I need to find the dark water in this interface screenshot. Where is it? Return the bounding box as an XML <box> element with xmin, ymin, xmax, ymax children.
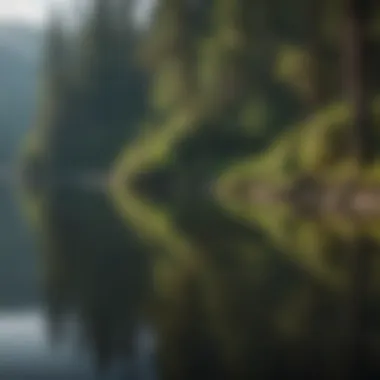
<box><xmin>0</xmin><ymin>183</ymin><xmax>156</xmax><ymax>380</ymax></box>
<box><xmin>3</xmin><ymin>172</ymin><xmax>380</xmax><ymax>380</ymax></box>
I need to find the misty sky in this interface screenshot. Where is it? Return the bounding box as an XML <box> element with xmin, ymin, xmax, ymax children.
<box><xmin>0</xmin><ymin>0</ymin><xmax>65</xmax><ymax>24</ymax></box>
<box><xmin>0</xmin><ymin>0</ymin><xmax>154</xmax><ymax>25</ymax></box>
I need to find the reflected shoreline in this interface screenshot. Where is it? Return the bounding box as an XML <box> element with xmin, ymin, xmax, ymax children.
<box><xmin>0</xmin><ymin>308</ymin><xmax>157</xmax><ymax>379</ymax></box>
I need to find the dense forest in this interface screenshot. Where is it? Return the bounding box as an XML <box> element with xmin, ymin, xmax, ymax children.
<box><xmin>20</xmin><ymin>0</ymin><xmax>380</xmax><ymax>379</ymax></box>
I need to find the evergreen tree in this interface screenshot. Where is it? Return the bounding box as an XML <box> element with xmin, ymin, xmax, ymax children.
<box><xmin>20</xmin><ymin>0</ymin><xmax>380</xmax><ymax>378</ymax></box>
<box><xmin>22</xmin><ymin>0</ymin><xmax>150</xmax><ymax>371</ymax></box>
<box><xmin>35</xmin><ymin>0</ymin><xmax>148</xmax><ymax>176</ymax></box>
<box><xmin>109</xmin><ymin>1</ymin><xmax>380</xmax><ymax>379</ymax></box>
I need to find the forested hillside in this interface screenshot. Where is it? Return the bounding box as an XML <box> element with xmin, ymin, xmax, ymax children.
<box><xmin>20</xmin><ymin>1</ymin><xmax>380</xmax><ymax>379</ymax></box>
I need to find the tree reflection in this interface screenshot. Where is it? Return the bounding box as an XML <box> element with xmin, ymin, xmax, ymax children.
<box><xmin>18</xmin><ymin>0</ymin><xmax>380</xmax><ymax>379</ymax></box>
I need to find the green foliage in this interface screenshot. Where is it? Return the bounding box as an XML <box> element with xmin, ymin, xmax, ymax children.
<box><xmin>19</xmin><ymin>0</ymin><xmax>380</xmax><ymax>378</ymax></box>
<box><xmin>21</xmin><ymin>0</ymin><xmax>150</xmax><ymax>368</ymax></box>
<box><xmin>108</xmin><ymin>0</ymin><xmax>375</xmax><ymax>378</ymax></box>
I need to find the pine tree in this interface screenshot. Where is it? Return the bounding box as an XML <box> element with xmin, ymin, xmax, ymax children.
<box><xmin>22</xmin><ymin>0</ymin><xmax>150</xmax><ymax>371</ymax></box>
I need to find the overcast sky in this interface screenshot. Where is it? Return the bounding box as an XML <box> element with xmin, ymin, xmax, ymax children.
<box><xmin>0</xmin><ymin>0</ymin><xmax>154</xmax><ymax>26</ymax></box>
<box><xmin>0</xmin><ymin>0</ymin><xmax>64</xmax><ymax>24</ymax></box>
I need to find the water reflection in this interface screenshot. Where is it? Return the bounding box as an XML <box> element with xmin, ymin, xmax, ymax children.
<box><xmin>6</xmin><ymin>120</ymin><xmax>380</xmax><ymax>380</ymax></box>
<box><xmin>3</xmin><ymin>0</ymin><xmax>380</xmax><ymax>376</ymax></box>
<box><xmin>16</xmin><ymin>179</ymin><xmax>370</xmax><ymax>378</ymax></box>
<box><xmin>9</xmin><ymin>138</ymin><xmax>380</xmax><ymax>380</ymax></box>
<box><xmin>0</xmin><ymin>309</ymin><xmax>157</xmax><ymax>379</ymax></box>
<box><xmin>3</xmin><ymin>143</ymin><xmax>380</xmax><ymax>380</ymax></box>
<box><xmin>0</xmin><ymin>310</ymin><xmax>92</xmax><ymax>372</ymax></box>
<box><xmin>1</xmin><ymin>182</ymin><xmax>158</xmax><ymax>379</ymax></box>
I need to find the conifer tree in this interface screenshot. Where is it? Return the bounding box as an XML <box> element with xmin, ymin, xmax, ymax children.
<box><xmin>22</xmin><ymin>0</ymin><xmax>150</xmax><ymax>371</ymax></box>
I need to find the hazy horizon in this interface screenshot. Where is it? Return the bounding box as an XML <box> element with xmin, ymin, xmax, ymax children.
<box><xmin>0</xmin><ymin>0</ymin><xmax>69</xmax><ymax>26</ymax></box>
<box><xmin>0</xmin><ymin>0</ymin><xmax>154</xmax><ymax>28</ymax></box>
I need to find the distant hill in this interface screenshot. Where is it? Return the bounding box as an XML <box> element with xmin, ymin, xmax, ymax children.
<box><xmin>0</xmin><ymin>23</ymin><xmax>42</xmax><ymax>308</ymax></box>
<box><xmin>0</xmin><ymin>22</ymin><xmax>42</xmax><ymax>163</ymax></box>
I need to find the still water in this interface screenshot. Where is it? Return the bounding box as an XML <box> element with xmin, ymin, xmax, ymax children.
<box><xmin>0</xmin><ymin>183</ymin><xmax>155</xmax><ymax>379</ymax></box>
<box><xmin>3</xmin><ymin>171</ymin><xmax>380</xmax><ymax>380</ymax></box>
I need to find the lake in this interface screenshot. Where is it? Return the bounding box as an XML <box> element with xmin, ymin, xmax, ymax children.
<box><xmin>3</xmin><ymin>169</ymin><xmax>380</xmax><ymax>379</ymax></box>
